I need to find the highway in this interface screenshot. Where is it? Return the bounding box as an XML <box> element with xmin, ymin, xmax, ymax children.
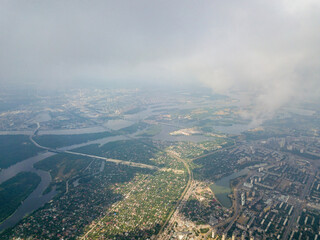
<box><xmin>64</xmin><ymin>150</ymin><xmax>160</xmax><ymax>170</ymax></box>
<box><xmin>29</xmin><ymin>123</ymin><xmax>161</xmax><ymax>171</ymax></box>
<box><xmin>29</xmin><ymin>123</ymin><xmax>235</xmax><ymax>239</ymax></box>
<box><xmin>156</xmin><ymin>150</ymin><xmax>193</xmax><ymax>240</ymax></box>
<box><xmin>155</xmin><ymin>143</ymin><xmax>239</xmax><ymax>240</ymax></box>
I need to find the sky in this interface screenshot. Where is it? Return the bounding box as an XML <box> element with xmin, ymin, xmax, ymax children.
<box><xmin>1</xmin><ymin>0</ymin><xmax>320</xmax><ymax>122</ymax></box>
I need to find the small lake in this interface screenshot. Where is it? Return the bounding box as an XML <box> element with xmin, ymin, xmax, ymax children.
<box><xmin>210</xmin><ymin>168</ymin><xmax>249</xmax><ymax>208</ymax></box>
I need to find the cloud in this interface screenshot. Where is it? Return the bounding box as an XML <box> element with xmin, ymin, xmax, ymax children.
<box><xmin>0</xmin><ymin>0</ymin><xmax>319</xmax><ymax>122</ymax></box>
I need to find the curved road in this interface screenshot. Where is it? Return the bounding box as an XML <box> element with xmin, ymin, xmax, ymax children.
<box><xmin>30</xmin><ymin>123</ymin><xmax>159</xmax><ymax>171</ymax></box>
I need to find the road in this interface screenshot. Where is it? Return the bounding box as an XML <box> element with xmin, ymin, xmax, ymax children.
<box><xmin>29</xmin><ymin>123</ymin><xmax>232</xmax><ymax>239</ymax></box>
<box><xmin>64</xmin><ymin>150</ymin><xmax>160</xmax><ymax>170</ymax></box>
<box><xmin>212</xmin><ymin>173</ymin><xmax>251</xmax><ymax>234</ymax></box>
<box><xmin>65</xmin><ymin>180</ymin><xmax>69</xmax><ymax>194</ymax></box>
<box><xmin>282</xmin><ymin>168</ymin><xmax>315</xmax><ymax>240</ymax></box>
<box><xmin>81</xmin><ymin>175</ymin><xmax>149</xmax><ymax>240</ymax></box>
<box><xmin>30</xmin><ymin>121</ymin><xmax>236</xmax><ymax>173</ymax></box>
<box><xmin>156</xmin><ymin>150</ymin><xmax>193</xmax><ymax>240</ymax></box>
<box><xmin>154</xmin><ymin>143</ymin><xmax>238</xmax><ymax>239</ymax></box>
<box><xmin>29</xmin><ymin>122</ymin><xmax>52</xmax><ymax>151</ymax></box>
<box><xmin>29</xmin><ymin>123</ymin><xmax>160</xmax><ymax>171</ymax></box>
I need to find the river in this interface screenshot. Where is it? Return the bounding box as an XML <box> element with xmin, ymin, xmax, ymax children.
<box><xmin>0</xmin><ymin>134</ymin><xmax>130</xmax><ymax>232</ymax></box>
<box><xmin>0</xmin><ymin>104</ymin><xmax>251</xmax><ymax>231</ymax></box>
<box><xmin>0</xmin><ymin>152</ymin><xmax>57</xmax><ymax>232</ymax></box>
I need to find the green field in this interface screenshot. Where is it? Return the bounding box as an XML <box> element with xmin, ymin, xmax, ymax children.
<box><xmin>73</xmin><ymin>139</ymin><xmax>158</xmax><ymax>166</ymax></box>
<box><xmin>87</xmin><ymin>170</ymin><xmax>187</xmax><ymax>239</ymax></box>
<box><xmin>137</xmin><ymin>124</ymin><xmax>162</xmax><ymax>137</ymax></box>
<box><xmin>0</xmin><ymin>135</ymin><xmax>43</xmax><ymax>169</ymax></box>
<box><xmin>0</xmin><ymin>172</ymin><xmax>41</xmax><ymax>222</ymax></box>
<box><xmin>34</xmin><ymin>153</ymin><xmax>91</xmax><ymax>181</ymax></box>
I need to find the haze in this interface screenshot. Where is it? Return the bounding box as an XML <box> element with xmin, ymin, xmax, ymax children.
<box><xmin>1</xmin><ymin>0</ymin><xmax>320</xmax><ymax>122</ymax></box>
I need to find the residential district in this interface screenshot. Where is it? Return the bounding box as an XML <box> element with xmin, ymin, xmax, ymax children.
<box><xmin>0</xmin><ymin>89</ymin><xmax>320</xmax><ymax>240</ymax></box>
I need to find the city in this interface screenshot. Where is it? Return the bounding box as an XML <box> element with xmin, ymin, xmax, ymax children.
<box><xmin>0</xmin><ymin>88</ymin><xmax>319</xmax><ymax>239</ymax></box>
<box><xmin>1</xmin><ymin>1</ymin><xmax>320</xmax><ymax>239</ymax></box>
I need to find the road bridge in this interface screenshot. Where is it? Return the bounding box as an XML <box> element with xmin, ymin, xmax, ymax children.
<box><xmin>29</xmin><ymin>123</ymin><xmax>160</xmax><ymax>171</ymax></box>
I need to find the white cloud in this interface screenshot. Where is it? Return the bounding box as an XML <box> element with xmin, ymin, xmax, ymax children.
<box><xmin>0</xmin><ymin>0</ymin><xmax>319</xmax><ymax>122</ymax></box>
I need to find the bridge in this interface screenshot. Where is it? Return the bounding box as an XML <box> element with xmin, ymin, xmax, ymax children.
<box><xmin>30</xmin><ymin>123</ymin><xmax>160</xmax><ymax>171</ymax></box>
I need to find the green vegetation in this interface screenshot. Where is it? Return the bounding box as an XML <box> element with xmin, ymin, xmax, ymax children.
<box><xmin>171</xmin><ymin>139</ymin><xmax>233</xmax><ymax>160</ymax></box>
<box><xmin>116</xmin><ymin>121</ymin><xmax>149</xmax><ymax>134</ymax></box>
<box><xmin>200</xmin><ymin>228</ymin><xmax>209</xmax><ymax>233</ymax></box>
<box><xmin>0</xmin><ymin>172</ymin><xmax>41</xmax><ymax>222</ymax></box>
<box><xmin>74</xmin><ymin>139</ymin><xmax>159</xmax><ymax>166</ymax></box>
<box><xmin>154</xmin><ymin>151</ymin><xmax>186</xmax><ymax>169</ymax></box>
<box><xmin>182</xmin><ymin>197</ymin><xmax>223</xmax><ymax>225</ymax></box>
<box><xmin>1</xmin><ymin>162</ymin><xmax>155</xmax><ymax>239</ymax></box>
<box><xmin>87</xmin><ymin>170</ymin><xmax>187</xmax><ymax>239</ymax></box>
<box><xmin>0</xmin><ymin>135</ymin><xmax>42</xmax><ymax>169</ymax></box>
<box><xmin>193</xmin><ymin>150</ymin><xmax>238</xmax><ymax>181</ymax></box>
<box><xmin>193</xmin><ymin>147</ymin><xmax>258</xmax><ymax>182</ymax></box>
<box><xmin>34</xmin><ymin>153</ymin><xmax>91</xmax><ymax>182</ymax></box>
<box><xmin>137</xmin><ymin>124</ymin><xmax>162</xmax><ymax>137</ymax></box>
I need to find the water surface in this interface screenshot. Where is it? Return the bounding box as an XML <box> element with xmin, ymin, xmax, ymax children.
<box><xmin>0</xmin><ymin>134</ymin><xmax>130</xmax><ymax>232</ymax></box>
<box><xmin>210</xmin><ymin>168</ymin><xmax>248</xmax><ymax>208</ymax></box>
